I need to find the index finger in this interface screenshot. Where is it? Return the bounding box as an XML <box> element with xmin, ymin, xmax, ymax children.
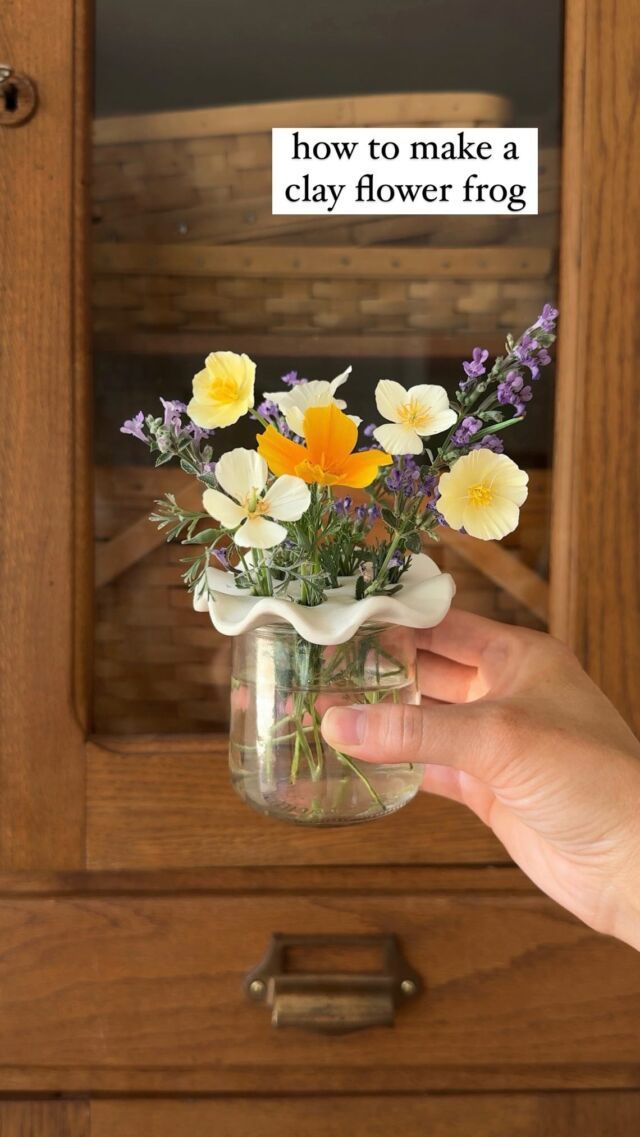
<box><xmin>415</xmin><ymin>608</ymin><xmax>516</xmax><ymax>669</ymax></box>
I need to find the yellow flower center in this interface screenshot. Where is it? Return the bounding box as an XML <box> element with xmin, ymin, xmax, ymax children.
<box><xmin>467</xmin><ymin>481</ymin><xmax>493</xmax><ymax>507</ymax></box>
<box><xmin>397</xmin><ymin>398</ymin><xmax>431</xmax><ymax>429</ymax></box>
<box><xmin>209</xmin><ymin>376</ymin><xmax>239</xmax><ymax>403</ymax></box>
<box><xmin>294</xmin><ymin>459</ymin><xmax>342</xmax><ymax>486</ymax></box>
<box><xmin>243</xmin><ymin>488</ymin><xmax>269</xmax><ymax>519</ymax></box>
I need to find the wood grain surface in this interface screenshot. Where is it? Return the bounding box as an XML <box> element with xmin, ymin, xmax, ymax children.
<box><xmin>1</xmin><ymin>1093</ymin><xmax>638</xmax><ymax>1136</ymax></box>
<box><xmin>0</xmin><ymin>0</ymin><xmax>89</xmax><ymax>868</ymax></box>
<box><xmin>0</xmin><ymin>864</ymin><xmax>533</xmax><ymax>896</ymax></box>
<box><xmin>1</xmin><ymin>0</ymin><xmax>639</xmax><ymax>1118</ymax></box>
<box><xmin>0</xmin><ymin>892</ymin><xmax>637</xmax><ymax>1092</ymax></box>
<box><xmin>0</xmin><ymin>1101</ymin><xmax>88</xmax><ymax>1137</ymax></box>
<box><xmin>551</xmin><ymin>0</ymin><xmax>640</xmax><ymax>729</ymax></box>
<box><xmin>86</xmin><ymin>736</ymin><xmax>507</xmax><ymax>869</ymax></box>
<box><xmin>93</xmin><ymin>242</ymin><xmax>552</xmax><ymax>280</ymax></box>
<box><xmin>89</xmin><ymin>1094</ymin><xmax>640</xmax><ymax>1137</ymax></box>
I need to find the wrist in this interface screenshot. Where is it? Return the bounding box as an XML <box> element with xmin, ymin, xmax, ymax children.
<box><xmin>600</xmin><ymin>820</ymin><xmax>640</xmax><ymax>951</ymax></box>
<box><xmin>609</xmin><ymin>873</ymin><xmax>640</xmax><ymax>952</ymax></box>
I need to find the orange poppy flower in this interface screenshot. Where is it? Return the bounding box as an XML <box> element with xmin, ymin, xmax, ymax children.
<box><xmin>257</xmin><ymin>404</ymin><xmax>392</xmax><ymax>489</ymax></box>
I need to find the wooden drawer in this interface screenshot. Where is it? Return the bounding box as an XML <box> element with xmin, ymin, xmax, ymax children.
<box><xmin>5</xmin><ymin>1094</ymin><xmax>640</xmax><ymax>1137</ymax></box>
<box><xmin>90</xmin><ymin>1096</ymin><xmax>640</xmax><ymax>1136</ymax></box>
<box><xmin>1</xmin><ymin>889</ymin><xmax>639</xmax><ymax>1093</ymax></box>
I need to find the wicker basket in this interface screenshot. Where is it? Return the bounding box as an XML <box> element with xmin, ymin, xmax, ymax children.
<box><xmin>92</xmin><ymin>242</ymin><xmax>554</xmax><ymax>346</ymax></box>
<box><xmin>91</xmin><ymin>92</ymin><xmax>558</xmax><ymax>354</ymax></box>
<box><xmin>92</xmin><ymin>92</ymin><xmax>516</xmax><ymax>247</ymax></box>
<box><xmin>94</xmin><ymin>466</ymin><xmax>549</xmax><ymax>735</ymax></box>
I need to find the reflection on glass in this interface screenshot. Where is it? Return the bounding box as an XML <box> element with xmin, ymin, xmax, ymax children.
<box><xmin>92</xmin><ymin>0</ymin><xmax>563</xmax><ymax>734</ymax></box>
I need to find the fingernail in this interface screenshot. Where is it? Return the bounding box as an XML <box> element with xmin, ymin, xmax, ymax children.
<box><xmin>322</xmin><ymin>706</ymin><xmax>365</xmax><ymax>746</ymax></box>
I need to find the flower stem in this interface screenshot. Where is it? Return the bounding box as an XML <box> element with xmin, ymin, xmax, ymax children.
<box><xmin>335</xmin><ymin>751</ymin><xmax>386</xmax><ymax>810</ymax></box>
<box><xmin>251</xmin><ymin>546</ymin><xmax>274</xmax><ymax>595</ymax></box>
<box><xmin>364</xmin><ymin>531</ymin><xmax>402</xmax><ymax>596</ymax></box>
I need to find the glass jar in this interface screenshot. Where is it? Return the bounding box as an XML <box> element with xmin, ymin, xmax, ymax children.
<box><xmin>229</xmin><ymin>623</ymin><xmax>421</xmax><ymax>826</ymax></box>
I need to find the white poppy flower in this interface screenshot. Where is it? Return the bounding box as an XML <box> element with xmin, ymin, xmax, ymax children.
<box><xmin>202</xmin><ymin>448</ymin><xmax>310</xmax><ymax>549</ymax></box>
<box><xmin>264</xmin><ymin>366</ymin><xmax>357</xmax><ymax>437</ymax></box>
<box><xmin>372</xmin><ymin>380</ymin><xmax>457</xmax><ymax>455</ymax></box>
<box><xmin>437</xmin><ymin>449</ymin><xmax>529</xmax><ymax>540</ymax></box>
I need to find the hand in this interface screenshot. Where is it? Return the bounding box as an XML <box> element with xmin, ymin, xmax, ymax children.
<box><xmin>321</xmin><ymin>610</ymin><xmax>640</xmax><ymax>949</ymax></box>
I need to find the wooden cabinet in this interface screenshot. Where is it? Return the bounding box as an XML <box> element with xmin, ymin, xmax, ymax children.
<box><xmin>1</xmin><ymin>0</ymin><xmax>640</xmax><ymax>1131</ymax></box>
<box><xmin>3</xmin><ymin>1096</ymin><xmax>640</xmax><ymax>1137</ymax></box>
<box><xmin>1</xmin><ymin>886</ymin><xmax>640</xmax><ymax>1092</ymax></box>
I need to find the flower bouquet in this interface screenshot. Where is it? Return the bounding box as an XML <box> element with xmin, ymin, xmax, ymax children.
<box><xmin>123</xmin><ymin>304</ymin><xmax>557</xmax><ymax>826</ymax></box>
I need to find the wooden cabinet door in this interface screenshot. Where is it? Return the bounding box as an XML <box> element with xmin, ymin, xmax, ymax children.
<box><xmin>1</xmin><ymin>0</ymin><xmax>640</xmax><ymax>1130</ymax></box>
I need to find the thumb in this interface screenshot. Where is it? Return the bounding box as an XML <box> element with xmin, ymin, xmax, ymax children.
<box><xmin>321</xmin><ymin>699</ymin><xmax>518</xmax><ymax>782</ymax></box>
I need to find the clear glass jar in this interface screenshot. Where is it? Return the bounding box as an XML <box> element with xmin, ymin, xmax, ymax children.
<box><xmin>229</xmin><ymin>623</ymin><xmax>421</xmax><ymax>826</ymax></box>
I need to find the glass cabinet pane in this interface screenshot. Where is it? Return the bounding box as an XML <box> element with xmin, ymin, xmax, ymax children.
<box><xmin>92</xmin><ymin>0</ymin><xmax>563</xmax><ymax>733</ymax></box>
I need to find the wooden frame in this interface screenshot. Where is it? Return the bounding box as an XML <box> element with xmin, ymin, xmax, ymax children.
<box><xmin>549</xmin><ymin>0</ymin><xmax>640</xmax><ymax>729</ymax></box>
<box><xmin>0</xmin><ymin>0</ymin><xmax>91</xmax><ymax>870</ymax></box>
<box><xmin>2</xmin><ymin>1093</ymin><xmax>640</xmax><ymax>1132</ymax></box>
<box><xmin>1</xmin><ymin>0</ymin><xmax>640</xmax><ymax>1104</ymax></box>
<box><xmin>1</xmin><ymin>0</ymin><xmax>639</xmax><ymax>875</ymax></box>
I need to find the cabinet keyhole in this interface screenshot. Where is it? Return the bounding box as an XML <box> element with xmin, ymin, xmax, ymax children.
<box><xmin>3</xmin><ymin>83</ymin><xmax>18</xmax><ymax>113</ymax></box>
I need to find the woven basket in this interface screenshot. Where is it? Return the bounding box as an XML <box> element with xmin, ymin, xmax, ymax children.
<box><xmin>92</xmin><ymin>92</ymin><xmax>516</xmax><ymax>247</ymax></box>
<box><xmin>92</xmin><ymin>242</ymin><xmax>554</xmax><ymax>346</ymax></box>
<box><xmin>94</xmin><ymin>466</ymin><xmax>549</xmax><ymax>735</ymax></box>
<box><xmin>91</xmin><ymin>92</ymin><xmax>558</xmax><ymax>353</ymax></box>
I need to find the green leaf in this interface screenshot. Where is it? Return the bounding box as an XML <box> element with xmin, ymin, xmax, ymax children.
<box><xmin>405</xmin><ymin>532</ymin><xmax>422</xmax><ymax>554</ymax></box>
<box><xmin>475</xmin><ymin>416</ymin><xmax>523</xmax><ymax>438</ymax></box>
<box><xmin>182</xmin><ymin>527</ymin><xmax>222</xmax><ymax>545</ymax></box>
<box><xmin>381</xmin><ymin>508</ymin><xmax>397</xmax><ymax>529</ymax></box>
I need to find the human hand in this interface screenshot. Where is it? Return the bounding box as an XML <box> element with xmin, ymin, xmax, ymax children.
<box><xmin>321</xmin><ymin>610</ymin><xmax>640</xmax><ymax>949</ymax></box>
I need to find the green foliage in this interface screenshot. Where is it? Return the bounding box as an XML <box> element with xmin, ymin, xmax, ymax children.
<box><xmin>135</xmin><ymin>312</ymin><xmax>556</xmax><ymax>606</ymax></box>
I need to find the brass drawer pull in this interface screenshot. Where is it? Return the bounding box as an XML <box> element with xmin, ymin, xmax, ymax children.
<box><xmin>244</xmin><ymin>933</ymin><xmax>422</xmax><ymax>1034</ymax></box>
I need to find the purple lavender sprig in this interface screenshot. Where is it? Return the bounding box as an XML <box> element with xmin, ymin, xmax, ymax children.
<box><xmin>255</xmin><ymin>398</ymin><xmax>293</xmax><ymax>438</ymax></box>
<box><xmin>460</xmin><ymin>347</ymin><xmax>489</xmax><ymax>390</ymax></box>
<box><xmin>120</xmin><ymin>398</ymin><xmax>216</xmax><ymax>482</ymax></box>
<box><xmin>384</xmin><ymin>455</ymin><xmax>436</xmax><ymax>499</ymax></box>
<box><xmin>456</xmin><ymin>304</ymin><xmax>557</xmax><ymax>406</ymax></box>
<box><xmin>252</xmin><ymin>369</ymin><xmax>311</xmax><ymax>436</ymax></box>
<box><xmin>451</xmin><ymin>415</ymin><xmax>483</xmax><ymax>447</ymax></box>
<box><xmin>121</xmin><ymin>411</ymin><xmax>147</xmax><ymax>443</ymax></box>
<box><xmin>437</xmin><ymin>303</ymin><xmax>558</xmax><ymax>464</ymax></box>
<box><xmin>333</xmin><ymin>495</ymin><xmax>381</xmax><ymax>535</ymax></box>
<box><xmin>364</xmin><ymin>303</ymin><xmax>557</xmax><ymax>587</ymax></box>
<box><xmin>281</xmin><ymin>370</ymin><xmax>308</xmax><ymax>387</ymax></box>
<box><xmin>497</xmin><ymin>371</ymin><xmax>533</xmax><ymax>416</ymax></box>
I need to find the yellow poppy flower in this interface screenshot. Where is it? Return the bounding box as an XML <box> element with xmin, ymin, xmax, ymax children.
<box><xmin>187</xmin><ymin>351</ymin><xmax>256</xmax><ymax>429</ymax></box>
<box><xmin>257</xmin><ymin>404</ymin><xmax>392</xmax><ymax>489</ymax></box>
<box><xmin>437</xmin><ymin>448</ymin><xmax>529</xmax><ymax>540</ymax></box>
